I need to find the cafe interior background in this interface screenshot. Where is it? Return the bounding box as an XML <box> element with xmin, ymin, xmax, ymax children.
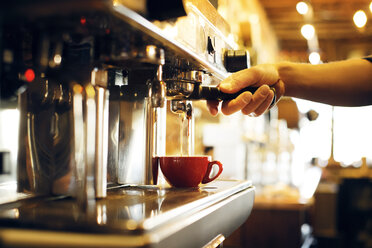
<box><xmin>167</xmin><ymin>0</ymin><xmax>372</xmax><ymax>246</ymax></box>
<box><xmin>1</xmin><ymin>0</ymin><xmax>372</xmax><ymax>247</ymax></box>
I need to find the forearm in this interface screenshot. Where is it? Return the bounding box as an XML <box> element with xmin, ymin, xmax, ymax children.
<box><xmin>277</xmin><ymin>59</ymin><xmax>372</xmax><ymax>106</ymax></box>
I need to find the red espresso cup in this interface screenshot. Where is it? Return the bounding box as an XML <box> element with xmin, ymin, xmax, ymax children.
<box><xmin>157</xmin><ymin>156</ymin><xmax>223</xmax><ymax>187</ymax></box>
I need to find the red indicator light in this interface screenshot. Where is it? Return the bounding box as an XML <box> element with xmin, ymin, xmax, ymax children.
<box><xmin>80</xmin><ymin>17</ymin><xmax>86</xmax><ymax>25</ymax></box>
<box><xmin>105</xmin><ymin>29</ymin><xmax>110</xmax><ymax>34</ymax></box>
<box><xmin>24</xmin><ymin>69</ymin><xmax>35</xmax><ymax>82</ymax></box>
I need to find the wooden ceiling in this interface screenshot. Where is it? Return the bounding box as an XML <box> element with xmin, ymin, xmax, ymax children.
<box><xmin>259</xmin><ymin>0</ymin><xmax>372</xmax><ymax>61</ymax></box>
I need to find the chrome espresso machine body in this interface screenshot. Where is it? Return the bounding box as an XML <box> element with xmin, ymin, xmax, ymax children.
<box><xmin>1</xmin><ymin>0</ymin><xmax>251</xmax><ymax>198</ymax></box>
<box><xmin>0</xmin><ymin>1</ymin><xmax>255</xmax><ymax>247</ymax></box>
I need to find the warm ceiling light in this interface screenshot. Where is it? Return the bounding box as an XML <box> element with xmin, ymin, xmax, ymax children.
<box><xmin>370</xmin><ymin>2</ymin><xmax>372</xmax><ymax>13</ymax></box>
<box><xmin>309</xmin><ymin>52</ymin><xmax>321</xmax><ymax>64</ymax></box>
<box><xmin>296</xmin><ymin>1</ymin><xmax>309</xmax><ymax>15</ymax></box>
<box><xmin>353</xmin><ymin>10</ymin><xmax>367</xmax><ymax>28</ymax></box>
<box><xmin>301</xmin><ymin>24</ymin><xmax>315</xmax><ymax>40</ymax></box>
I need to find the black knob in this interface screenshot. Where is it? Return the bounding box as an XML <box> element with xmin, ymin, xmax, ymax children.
<box><xmin>224</xmin><ymin>50</ymin><xmax>250</xmax><ymax>72</ymax></box>
<box><xmin>147</xmin><ymin>0</ymin><xmax>186</xmax><ymax>20</ymax></box>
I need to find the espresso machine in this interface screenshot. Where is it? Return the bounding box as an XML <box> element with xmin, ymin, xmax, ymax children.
<box><xmin>1</xmin><ymin>0</ymin><xmax>256</xmax><ymax>198</ymax></box>
<box><xmin>0</xmin><ymin>1</ymin><xmax>257</xmax><ymax>247</ymax></box>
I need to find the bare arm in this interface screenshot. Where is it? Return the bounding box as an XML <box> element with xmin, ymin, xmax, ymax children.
<box><xmin>207</xmin><ymin>58</ymin><xmax>372</xmax><ymax>116</ymax></box>
<box><xmin>279</xmin><ymin>59</ymin><xmax>372</xmax><ymax>106</ymax></box>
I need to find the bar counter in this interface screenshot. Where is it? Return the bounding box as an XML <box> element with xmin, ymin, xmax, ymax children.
<box><xmin>0</xmin><ymin>180</ymin><xmax>254</xmax><ymax>247</ymax></box>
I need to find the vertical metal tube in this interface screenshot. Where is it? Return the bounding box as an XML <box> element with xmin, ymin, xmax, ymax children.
<box><xmin>72</xmin><ymin>84</ymin><xmax>86</xmax><ymax>206</ymax></box>
<box><xmin>85</xmin><ymin>85</ymin><xmax>96</xmax><ymax>201</ymax></box>
<box><xmin>90</xmin><ymin>68</ymin><xmax>109</xmax><ymax>198</ymax></box>
<box><xmin>94</xmin><ymin>87</ymin><xmax>108</xmax><ymax>198</ymax></box>
<box><xmin>145</xmin><ymin>101</ymin><xmax>156</xmax><ymax>185</ymax></box>
<box><xmin>145</xmin><ymin>67</ymin><xmax>166</xmax><ymax>185</ymax></box>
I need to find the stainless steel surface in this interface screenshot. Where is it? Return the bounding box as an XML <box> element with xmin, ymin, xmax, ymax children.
<box><xmin>170</xmin><ymin>100</ymin><xmax>192</xmax><ymax>115</ymax></box>
<box><xmin>149</xmin><ymin>68</ymin><xmax>166</xmax><ymax>108</ymax></box>
<box><xmin>145</xmin><ymin>66</ymin><xmax>166</xmax><ymax>185</ymax></box>
<box><xmin>169</xmin><ymin>100</ymin><xmax>194</xmax><ymax>156</ymax></box>
<box><xmin>164</xmin><ymin>71</ymin><xmax>204</xmax><ymax>101</ymax></box>
<box><xmin>0</xmin><ymin>2</ymin><xmax>256</xmax><ymax>247</ymax></box>
<box><xmin>94</xmin><ymin>89</ymin><xmax>109</xmax><ymax>198</ymax></box>
<box><xmin>0</xmin><ymin>180</ymin><xmax>254</xmax><ymax>248</ymax></box>
<box><xmin>85</xmin><ymin>83</ymin><xmax>98</xmax><ymax>201</ymax></box>
<box><xmin>18</xmin><ymin>81</ymin><xmax>74</xmax><ymax>196</ymax></box>
<box><xmin>144</xmin><ymin>96</ymin><xmax>164</xmax><ymax>185</ymax></box>
<box><xmin>107</xmin><ymin>91</ymin><xmax>120</xmax><ymax>184</ymax></box>
<box><xmin>111</xmin><ymin>3</ymin><xmax>230</xmax><ymax>81</ymax></box>
<box><xmin>117</xmin><ymin>91</ymin><xmax>147</xmax><ymax>184</ymax></box>
<box><xmin>3</xmin><ymin>0</ymin><xmax>249</xmax><ymax>194</ymax></box>
<box><xmin>0</xmin><ymin>181</ymin><xmax>32</xmax><ymax>205</ymax></box>
<box><xmin>72</xmin><ymin>83</ymin><xmax>88</xmax><ymax>204</ymax></box>
<box><xmin>202</xmin><ymin>234</ymin><xmax>226</xmax><ymax>248</ymax></box>
<box><xmin>166</xmin><ymin>82</ymin><xmax>196</xmax><ymax>100</ymax></box>
<box><xmin>115</xmin><ymin>82</ymin><xmax>166</xmax><ymax>185</ymax></box>
<box><xmin>91</xmin><ymin>68</ymin><xmax>109</xmax><ymax>198</ymax></box>
<box><xmin>179</xmin><ymin>70</ymin><xmax>204</xmax><ymax>83</ymax></box>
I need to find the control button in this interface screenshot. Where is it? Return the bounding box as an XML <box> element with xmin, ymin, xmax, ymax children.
<box><xmin>224</xmin><ymin>50</ymin><xmax>250</xmax><ymax>72</ymax></box>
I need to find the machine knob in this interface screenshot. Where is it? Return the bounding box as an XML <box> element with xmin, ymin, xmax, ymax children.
<box><xmin>147</xmin><ymin>0</ymin><xmax>186</xmax><ymax>20</ymax></box>
<box><xmin>223</xmin><ymin>50</ymin><xmax>250</xmax><ymax>72</ymax></box>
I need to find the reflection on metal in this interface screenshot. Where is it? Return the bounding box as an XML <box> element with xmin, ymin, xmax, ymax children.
<box><xmin>116</xmin><ymin>84</ymin><xmax>166</xmax><ymax>185</ymax></box>
<box><xmin>72</xmin><ymin>85</ymin><xmax>86</xmax><ymax>205</ymax></box>
<box><xmin>26</xmin><ymin>113</ymin><xmax>37</xmax><ymax>191</ymax></box>
<box><xmin>202</xmin><ymin>234</ymin><xmax>225</xmax><ymax>248</ymax></box>
<box><xmin>112</xmin><ymin>3</ymin><xmax>229</xmax><ymax>81</ymax></box>
<box><xmin>107</xmin><ymin>98</ymin><xmax>120</xmax><ymax>184</ymax></box>
<box><xmin>118</xmin><ymin>96</ymin><xmax>147</xmax><ymax>184</ymax></box>
<box><xmin>0</xmin><ymin>4</ymin><xmax>256</xmax><ymax>248</ymax></box>
<box><xmin>0</xmin><ymin>181</ymin><xmax>31</xmax><ymax>205</ymax></box>
<box><xmin>96</xmin><ymin>202</ymin><xmax>107</xmax><ymax>225</ymax></box>
<box><xmin>92</xmin><ymin>69</ymin><xmax>110</xmax><ymax>198</ymax></box>
<box><xmin>0</xmin><ymin>180</ymin><xmax>254</xmax><ymax>248</ymax></box>
<box><xmin>19</xmin><ymin>81</ymin><xmax>74</xmax><ymax>196</ymax></box>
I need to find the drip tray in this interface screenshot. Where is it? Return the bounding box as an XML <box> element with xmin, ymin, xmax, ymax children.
<box><xmin>0</xmin><ymin>180</ymin><xmax>255</xmax><ymax>248</ymax></box>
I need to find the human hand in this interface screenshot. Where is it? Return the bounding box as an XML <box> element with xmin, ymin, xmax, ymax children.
<box><xmin>207</xmin><ymin>64</ymin><xmax>284</xmax><ymax>116</ymax></box>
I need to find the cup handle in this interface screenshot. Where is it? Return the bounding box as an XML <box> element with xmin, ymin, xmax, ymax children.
<box><xmin>202</xmin><ymin>161</ymin><xmax>223</xmax><ymax>184</ymax></box>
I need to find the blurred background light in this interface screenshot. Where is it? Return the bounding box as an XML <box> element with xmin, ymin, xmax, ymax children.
<box><xmin>353</xmin><ymin>10</ymin><xmax>367</xmax><ymax>28</ymax></box>
<box><xmin>309</xmin><ymin>52</ymin><xmax>321</xmax><ymax>64</ymax></box>
<box><xmin>296</xmin><ymin>1</ymin><xmax>309</xmax><ymax>15</ymax></box>
<box><xmin>301</xmin><ymin>24</ymin><xmax>315</xmax><ymax>40</ymax></box>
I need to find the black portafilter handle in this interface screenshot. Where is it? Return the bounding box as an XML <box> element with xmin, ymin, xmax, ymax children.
<box><xmin>198</xmin><ymin>86</ymin><xmax>257</xmax><ymax>101</ymax></box>
<box><xmin>188</xmin><ymin>85</ymin><xmax>276</xmax><ymax>106</ymax></box>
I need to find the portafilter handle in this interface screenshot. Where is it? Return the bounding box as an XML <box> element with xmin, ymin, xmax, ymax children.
<box><xmin>188</xmin><ymin>85</ymin><xmax>277</xmax><ymax>106</ymax></box>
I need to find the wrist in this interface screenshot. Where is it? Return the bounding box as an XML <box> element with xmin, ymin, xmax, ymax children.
<box><xmin>276</xmin><ymin>61</ymin><xmax>303</xmax><ymax>98</ymax></box>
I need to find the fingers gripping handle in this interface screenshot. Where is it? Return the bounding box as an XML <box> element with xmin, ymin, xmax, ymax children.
<box><xmin>202</xmin><ymin>161</ymin><xmax>223</xmax><ymax>184</ymax></box>
<box><xmin>200</xmin><ymin>86</ymin><xmax>277</xmax><ymax>107</ymax></box>
<box><xmin>200</xmin><ymin>86</ymin><xmax>257</xmax><ymax>100</ymax></box>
